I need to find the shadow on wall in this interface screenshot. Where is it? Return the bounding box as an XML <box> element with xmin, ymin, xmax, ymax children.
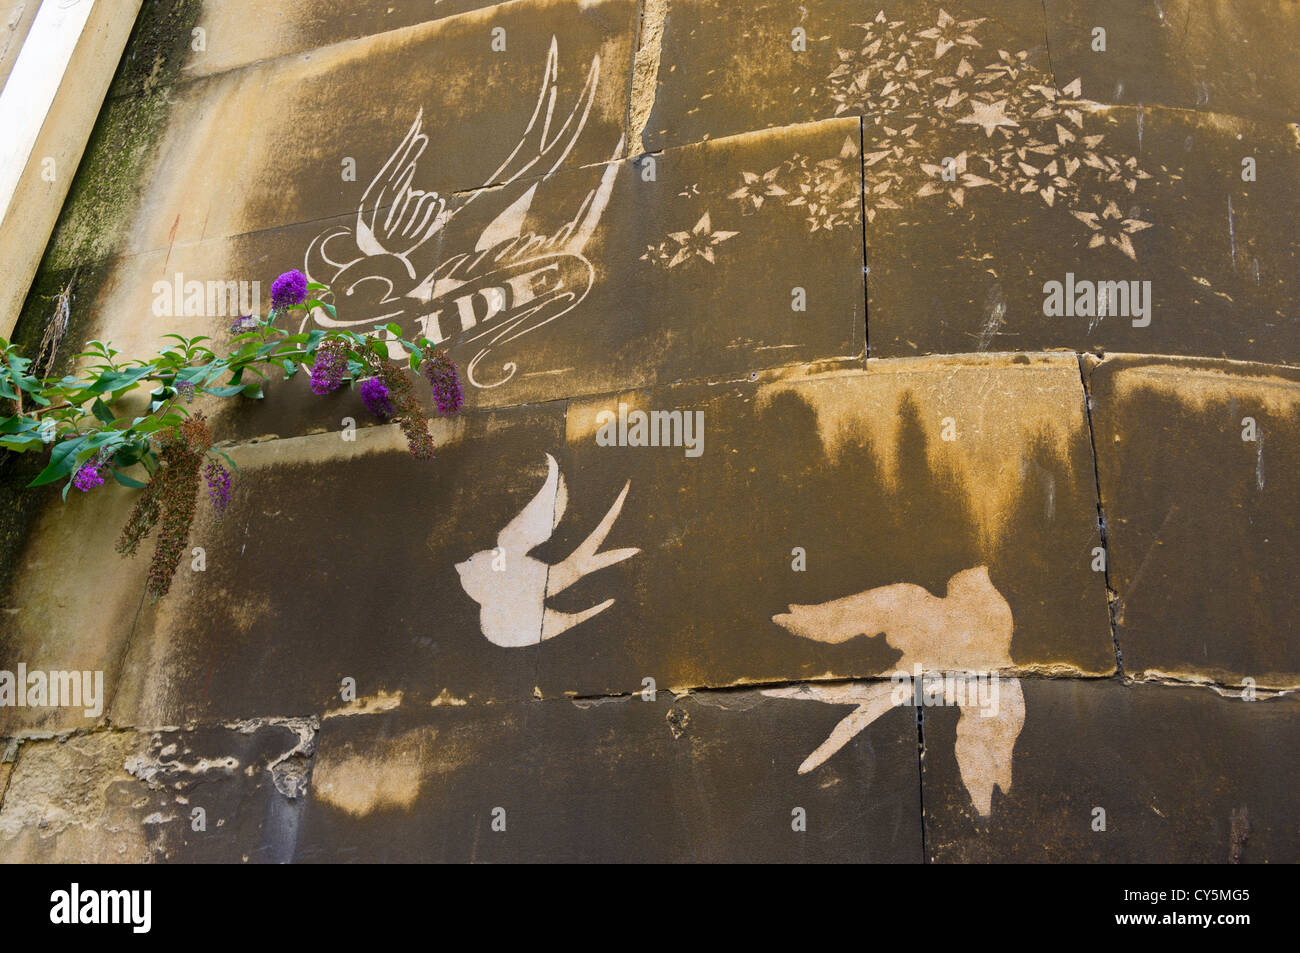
<box><xmin>700</xmin><ymin>386</ymin><xmax>1104</xmax><ymax>671</ymax></box>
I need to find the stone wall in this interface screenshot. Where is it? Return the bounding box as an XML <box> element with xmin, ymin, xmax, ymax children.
<box><xmin>0</xmin><ymin>0</ymin><xmax>1296</xmax><ymax>862</ymax></box>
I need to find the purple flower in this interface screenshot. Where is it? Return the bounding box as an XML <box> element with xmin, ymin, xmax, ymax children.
<box><xmin>203</xmin><ymin>459</ymin><xmax>231</xmax><ymax>520</ymax></box>
<box><xmin>310</xmin><ymin>341</ymin><xmax>347</xmax><ymax>396</ymax></box>
<box><xmin>229</xmin><ymin>314</ymin><xmax>259</xmax><ymax>333</ymax></box>
<box><xmin>177</xmin><ymin>380</ymin><xmax>196</xmax><ymax>403</ymax></box>
<box><xmin>73</xmin><ymin>460</ymin><xmax>105</xmax><ymax>492</ymax></box>
<box><xmin>359</xmin><ymin>377</ymin><xmax>394</xmax><ymax>418</ymax></box>
<box><xmin>421</xmin><ymin>346</ymin><xmax>464</xmax><ymax>415</ymax></box>
<box><xmin>270</xmin><ymin>269</ymin><xmax>308</xmax><ymax>309</ymax></box>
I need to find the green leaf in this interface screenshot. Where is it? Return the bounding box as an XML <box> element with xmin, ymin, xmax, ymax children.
<box><xmin>109</xmin><ymin>469</ymin><xmax>148</xmax><ymax>488</ymax></box>
<box><xmin>90</xmin><ymin>399</ymin><xmax>115</xmax><ymax>425</ymax></box>
<box><xmin>28</xmin><ymin>435</ymin><xmax>89</xmax><ymax>486</ymax></box>
<box><xmin>0</xmin><ymin>415</ymin><xmax>35</xmax><ymax>434</ymax></box>
<box><xmin>0</xmin><ymin>434</ymin><xmax>44</xmax><ymax>452</ymax></box>
<box><xmin>133</xmin><ymin>413</ymin><xmax>184</xmax><ymax>436</ymax></box>
<box><xmin>212</xmin><ymin>448</ymin><xmax>241</xmax><ymax>473</ymax></box>
<box><xmin>112</xmin><ymin>445</ymin><xmax>141</xmax><ymax>466</ymax></box>
<box><xmin>88</xmin><ymin>364</ymin><xmax>157</xmax><ymax>395</ymax></box>
<box><xmin>241</xmin><ymin>383</ymin><xmax>264</xmax><ymax>399</ymax></box>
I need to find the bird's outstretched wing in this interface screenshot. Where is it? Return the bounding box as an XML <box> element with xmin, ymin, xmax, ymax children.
<box><xmin>356</xmin><ymin>109</ymin><xmax>449</xmax><ymax>259</ymax></box>
<box><xmin>546</xmin><ymin>479</ymin><xmax>638</xmax><ymax>597</ymax></box>
<box><xmin>497</xmin><ymin>453</ymin><xmax>562</xmax><ymax>555</ymax></box>
<box><xmin>761</xmin><ymin>682</ymin><xmax>898</xmax><ymax>774</ymax></box>
<box><xmin>954</xmin><ymin>678</ymin><xmax>1025</xmax><ymax>816</ymax></box>
<box><xmin>481</xmin><ymin>37</ymin><xmax>601</xmax><ymax>190</ymax></box>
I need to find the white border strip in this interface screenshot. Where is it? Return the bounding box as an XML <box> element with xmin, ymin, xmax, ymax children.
<box><xmin>0</xmin><ymin>0</ymin><xmax>96</xmax><ymax>226</ymax></box>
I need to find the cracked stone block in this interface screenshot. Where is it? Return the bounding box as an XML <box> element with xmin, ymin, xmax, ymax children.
<box><xmin>294</xmin><ymin>691</ymin><xmax>922</xmax><ymax>862</ymax></box>
<box><xmin>302</xmin><ymin>115</ymin><xmax>865</xmax><ymax>409</ymax></box>
<box><xmin>640</xmin><ymin>0</ymin><xmax>1049</xmax><ymax>152</ymax></box>
<box><xmin>0</xmin><ymin>480</ymin><xmax>147</xmax><ymax>737</ymax></box>
<box><xmin>54</xmin><ymin>116</ymin><xmax>865</xmax><ymax>450</ymax></box>
<box><xmin>1087</xmin><ymin>355</ymin><xmax>1300</xmax><ymax>688</ymax></box>
<box><xmin>1043</xmin><ymin>0</ymin><xmax>1300</xmax><ymax>124</ymax></box>
<box><xmin>867</xmin><ymin>102</ymin><xmax>1300</xmax><ymax>363</ymax></box>
<box><xmin>50</xmin><ymin>0</ymin><xmax>639</xmax><ymax>264</ymax></box>
<box><xmin>528</xmin><ymin>354</ymin><xmax>1111</xmax><ymax>701</ymax></box>
<box><xmin>180</xmin><ymin>0</ymin><xmax>511</xmax><ymax>83</ymax></box>
<box><xmin>106</xmin><ymin>401</ymin><xmax>567</xmax><ymax>726</ymax></box>
<box><xmin>923</xmin><ymin>679</ymin><xmax>1300</xmax><ymax>862</ymax></box>
<box><xmin>0</xmin><ymin>720</ymin><xmax>316</xmax><ymax>863</ymax></box>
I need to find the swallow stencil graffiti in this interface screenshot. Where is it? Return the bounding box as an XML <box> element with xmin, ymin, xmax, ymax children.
<box><xmin>456</xmin><ymin>454</ymin><xmax>639</xmax><ymax>647</ymax></box>
<box><xmin>764</xmin><ymin>566</ymin><xmax>1026</xmax><ymax>816</ymax></box>
<box><xmin>301</xmin><ymin>38</ymin><xmax>621</xmax><ymax>389</ymax></box>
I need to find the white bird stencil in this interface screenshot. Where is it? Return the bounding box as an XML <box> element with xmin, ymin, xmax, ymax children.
<box><xmin>764</xmin><ymin>567</ymin><xmax>1026</xmax><ymax>817</ymax></box>
<box><xmin>456</xmin><ymin>454</ymin><xmax>639</xmax><ymax>647</ymax></box>
<box><xmin>302</xmin><ymin>36</ymin><xmax>614</xmax><ymax>336</ymax></box>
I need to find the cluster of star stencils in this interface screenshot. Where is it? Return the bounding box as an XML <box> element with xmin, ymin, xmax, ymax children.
<box><xmin>832</xmin><ymin>8</ymin><xmax>1177</xmax><ymax>259</ymax></box>
<box><xmin>640</xmin><ymin>136</ymin><xmax>862</xmax><ymax>269</ymax></box>
<box><xmin>642</xmin><ymin>8</ymin><xmax>1184</xmax><ymax>272</ymax></box>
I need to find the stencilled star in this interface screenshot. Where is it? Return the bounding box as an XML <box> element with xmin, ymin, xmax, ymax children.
<box><xmin>1101</xmin><ymin>154</ymin><xmax>1154</xmax><ymax>193</ymax></box>
<box><xmin>1071</xmin><ymin>198</ymin><xmax>1153</xmax><ymax>261</ymax></box>
<box><xmin>1053</xmin><ymin>77</ymin><xmax>1090</xmax><ymax>129</ymax></box>
<box><xmin>863</xmin><ymin>176</ymin><xmax>904</xmax><ymax>223</ymax></box>
<box><xmin>957</xmin><ymin>98</ymin><xmax>1019</xmax><ymax>137</ymax></box>
<box><xmin>994</xmin><ymin>122</ymin><xmax>1055</xmax><ymax>170</ymax></box>
<box><xmin>977</xmin><ymin>48</ymin><xmax>1034</xmax><ymax>87</ymax></box>
<box><xmin>728</xmin><ymin>168</ymin><xmax>788</xmax><ymax>209</ymax></box>
<box><xmin>916</xmin><ymin>9</ymin><xmax>985</xmax><ymax>59</ymax></box>
<box><xmin>1053</xmin><ymin>123</ymin><xmax>1107</xmax><ymax>178</ymax></box>
<box><xmin>666</xmin><ymin>212</ymin><xmax>738</xmax><ymax>267</ymax></box>
<box><xmin>638</xmin><ymin>241</ymin><xmax>673</xmax><ymax>265</ymax></box>
<box><xmin>1014</xmin><ymin>157</ymin><xmax>1072</xmax><ymax>207</ymax></box>
<box><xmin>917</xmin><ymin>151</ymin><xmax>996</xmax><ymax>207</ymax></box>
<box><xmin>865</xmin><ymin>121</ymin><xmax>923</xmax><ymax>169</ymax></box>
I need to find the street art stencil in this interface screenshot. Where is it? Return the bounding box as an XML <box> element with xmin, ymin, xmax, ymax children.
<box><xmin>645</xmin><ymin>7</ymin><xmax>1191</xmax><ymax>287</ymax></box>
<box><xmin>764</xmin><ymin>567</ymin><xmax>1026</xmax><ymax>816</ymax></box>
<box><xmin>456</xmin><ymin>454</ymin><xmax>639</xmax><ymax>647</ymax></box>
<box><xmin>301</xmin><ymin>38</ymin><xmax>622</xmax><ymax>389</ymax></box>
<box><xmin>640</xmin><ymin>135</ymin><xmax>862</xmax><ymax>269</ymax></box>
<box><xmin>453</xmin><ymin>455</ymin><xmax>1023</xmax><ymax>814</ymax></box>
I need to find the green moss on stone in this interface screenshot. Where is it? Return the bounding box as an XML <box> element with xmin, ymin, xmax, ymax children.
<box><xmin>1</xmin><ymin>0</ymin><xmax>204</xmax><ymax>601</ymax></box>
